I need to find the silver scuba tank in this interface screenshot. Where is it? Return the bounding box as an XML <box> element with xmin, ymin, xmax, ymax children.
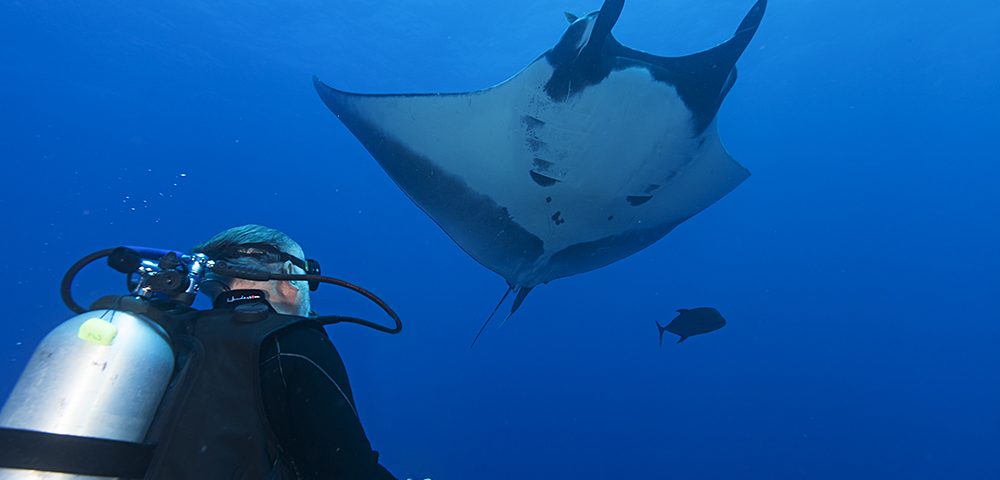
<box><xmin>0</xmin><ymin>309</ymin><xmax>174</xmax><ymax>479</ymax></box>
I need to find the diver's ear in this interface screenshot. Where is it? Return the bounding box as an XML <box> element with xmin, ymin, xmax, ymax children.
<box><xmin>275</xmin><ymin>271</ymin><xmax>299</xmax><ymax>302</ymax></box>
<box><xmin>279</xmin><ymin>260</ymin><xmax>308</xmax><ymax>292</ymax></box>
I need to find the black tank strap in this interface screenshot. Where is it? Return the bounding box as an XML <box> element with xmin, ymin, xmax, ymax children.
<box><xmin>0</xmin><ymin>427</ymin><xmax>154</xmax><ymax>479</ymax></box>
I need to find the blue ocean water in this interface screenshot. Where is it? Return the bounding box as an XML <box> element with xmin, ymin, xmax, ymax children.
<box><xmin>1</xmin><ymin>0</ymin><xmax>998</xmax><ymax>478</ymax></box>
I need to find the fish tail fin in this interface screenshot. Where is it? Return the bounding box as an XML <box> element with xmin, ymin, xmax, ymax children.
<box><xmin>656</xmin><ymin>321</ymin><xmax>669</xmax><ymax>348</ymax></box>
<box><xmin>470</xmin><ymin>285</ymin><xmax>513</xmax><ymax>348</ymax></box>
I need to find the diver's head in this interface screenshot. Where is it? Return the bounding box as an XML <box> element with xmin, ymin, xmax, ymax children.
<box><xmin>194</xmin><ymin>224</ymin><xmax>312</xmax><ymax>316</ymax></box>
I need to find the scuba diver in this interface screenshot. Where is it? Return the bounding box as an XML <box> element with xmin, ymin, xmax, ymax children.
<box><xmin>0</xmin><ymin>224</ymin><xmax>400</xmax><ymax>479</ymax></box>
<box><xmin>186</xmin><ymin>224</ymin><xmax>397</xmax><ymax>479</ymax></box>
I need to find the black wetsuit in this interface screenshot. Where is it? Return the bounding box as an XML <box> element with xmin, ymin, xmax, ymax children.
<box><xmin>260</xmin><ymin>323</ymin><xmax>396</xmax><ymax>480</ymax></box>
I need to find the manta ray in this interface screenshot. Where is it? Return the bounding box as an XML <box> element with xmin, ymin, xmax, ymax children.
<box><xmin>314</xmin><ymin>0</ymin><xmax>766</xmax><ymax>326</ymax></box>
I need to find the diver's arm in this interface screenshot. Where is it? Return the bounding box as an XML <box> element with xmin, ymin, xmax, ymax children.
<box><xmin>261</xmin><ymin>325</ymin><xmax>396</xmax><ymax>480</ymax></box>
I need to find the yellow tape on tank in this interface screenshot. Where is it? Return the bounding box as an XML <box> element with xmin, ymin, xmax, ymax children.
<box><xmin>78</xmin><ymin>318</ymin><xmax>119</xmax><ymax>346</ymax></box>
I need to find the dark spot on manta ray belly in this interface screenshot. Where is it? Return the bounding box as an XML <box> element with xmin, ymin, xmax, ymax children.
<box><xmin>546</xmin><ymin>197</ymin><xmax>552</xmax><ymax>203</ymax></box>
<box><xmin>551</xmin><ymin>211</ymin><xmax>565</xmax><ymax>226</ymax></box>
<box><xmin>531</xmin><ymin>158</ymin><xmax>562</xmax><ymax>187</ymax></box>
<box><xmin>531</xmin><ymin>171</ymin><xmax>559</xmax><ymax>187</ymax></box>
<box><xmin>607</xmin><ymin>215</ymin><xmax>614</xmax><ymax>221</ymax></box>
<box><xmin>627</xmin><ymin>195</ymin><xmax>653</xmax><ymax>206</ymax></box>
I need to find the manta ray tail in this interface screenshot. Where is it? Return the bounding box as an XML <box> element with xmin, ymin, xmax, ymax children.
<box><xmin>470</xmin><ymin>286</ymin><xmax>514</xmax><ymax>348</ymax></box>
<box><xmin>497</xmin><ymin>286</ymin><xmax>534</xmax><ymax>328</ymax></box>
<box><xmin>510</xmin><ymin>286</ymin><xmax>534</xmax><ymax>316</ymax></box>
<box><xmin>656</xmin><ymin>321</ymin><xmax>669</xmax><ymax>348</ymax></box>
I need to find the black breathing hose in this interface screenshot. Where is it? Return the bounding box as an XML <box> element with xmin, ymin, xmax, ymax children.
<box><xmin>61</xmin><ymin>248</ymin><xmax>117</xmax><ymax>314</ymax></box>
<box><xmin>60</xmin><ymin>249</ymin><xmax>403</xmax><ymax>334</ymax></box>
<box><xmin>269</xmin><ymin>272</ymin><xmax>402</xmax><ymax>334</ymax></box>
<box><xmin>212</xmin><ymin>261</ymin><xmax>402</xmax><ymax>333</ymax></box>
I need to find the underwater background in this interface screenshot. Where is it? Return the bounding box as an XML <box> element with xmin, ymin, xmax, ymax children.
<box><xmin>1</xmin><ymin>0</ymin><xmax>997</xmax><ymax>478</ymax></box>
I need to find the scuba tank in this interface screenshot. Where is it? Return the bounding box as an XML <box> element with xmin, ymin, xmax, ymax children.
<box><xmin>0</xmin><ymin>247</ymin><xmax>200</xmax><ymax>480</ymax></box>
<box><xmin>0</xmin><ymin>246</ymin><xmax>402</xmax><ymax>479</ymax></box>
<box><xmin>0</xmin><ymin>310</ymin><xmax>174</xmax><ymax>480</ymax></box>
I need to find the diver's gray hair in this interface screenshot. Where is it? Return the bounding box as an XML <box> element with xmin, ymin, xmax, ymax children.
<box><xmin>193</xmin><ymin>224</ymin><xmax>302</xmax><ymax>298</ymax></box>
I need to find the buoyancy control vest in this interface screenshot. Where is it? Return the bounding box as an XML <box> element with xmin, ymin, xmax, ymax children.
<box><xmin>144</xmin><ymin>290</ymin><xmax>315</xmax><ymax>479</ymax></box>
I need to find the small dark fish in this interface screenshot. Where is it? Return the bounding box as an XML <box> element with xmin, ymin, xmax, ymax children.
<box><xmin>656</xmin><ymin>308</ymin><xmax>727</xmax><ymax>347</ymax></box>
